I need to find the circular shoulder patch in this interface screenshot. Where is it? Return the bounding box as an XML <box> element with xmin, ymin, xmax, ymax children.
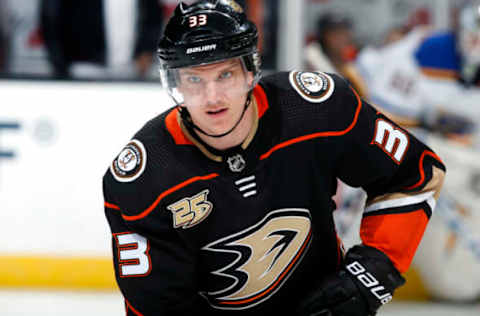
<box><xmin>289</xmin><ymin>71</ymin><xmax>335</xmax><ymax>103</ymax></box>
<box><xmin>110</xmin><ymin>139</ymin><xmax>147</xmax><ymax>183</ymax></box>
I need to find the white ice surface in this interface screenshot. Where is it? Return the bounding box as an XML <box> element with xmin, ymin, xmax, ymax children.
<box><xmin>1</xmin><ymin>290</ymin><xmax>479</xmax><ymax>316</ymax></box>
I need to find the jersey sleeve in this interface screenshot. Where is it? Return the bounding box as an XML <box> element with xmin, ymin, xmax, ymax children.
<box><xmin>103</xmin><ymin>175</ymin><xmax>209</xmax><ymax>316</ymax></box>
<box><xmin>333</xmin><ymin>77</ymin><xmax>446</xmax><ymax>273</ymax></box>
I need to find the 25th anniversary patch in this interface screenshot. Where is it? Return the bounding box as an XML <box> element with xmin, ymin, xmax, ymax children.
<box><xmin>289</xmin><ymin>71</ymin><xmax>335</xmax><ymax>103</ymax></box>
<box><xmin>110</xmin><ymin>139</ymin><xmax>147</xmax><ymax>182</ymax></box>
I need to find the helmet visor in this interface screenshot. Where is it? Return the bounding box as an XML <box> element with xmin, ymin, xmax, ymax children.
<box><xmin>160</xmin><ymin>57</ymin><xmax>254</xmax><ymax>107</ymax></box>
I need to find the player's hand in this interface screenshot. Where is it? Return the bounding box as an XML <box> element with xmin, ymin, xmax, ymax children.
<box><xmin>296</xmin><ymin>245</ymin><xmax>405</xmax><ymax>316</ymax></box>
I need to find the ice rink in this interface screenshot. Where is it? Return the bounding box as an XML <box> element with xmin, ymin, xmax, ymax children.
<box><xmin>2</xmin><ymin>290</ymin><xmax>479</xmax><ymax>316</ymax></box>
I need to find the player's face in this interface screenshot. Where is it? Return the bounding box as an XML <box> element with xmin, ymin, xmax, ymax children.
<box><xmin>324</xmin><ymin>27</ymin><xmax>356</xmax><ymax>62</ymax></box>
<box><xmin>178</xmin><ymin>58</ymin><xmax>253</xmax><ymax>135</ymax></box>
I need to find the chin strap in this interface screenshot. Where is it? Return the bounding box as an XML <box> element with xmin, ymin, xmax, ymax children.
<box><xmin>178</xmin><ymin>91</ymin><xmax>252</xmax><ymax>138</ymax></box>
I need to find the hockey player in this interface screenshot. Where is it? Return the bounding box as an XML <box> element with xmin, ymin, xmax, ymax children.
<box><xmin>355</xmin><ymin>2</ymin><xmax>480</xmax><ymax>138</ymax></box>
<box><xmin>102</xmin><ymin>1</ymin><xmax>445</xmax><ymax>315</ymax></box>
<box><xmin>304</xmin><ymin>12</ymin><xmax>367</xmax><ymax>98</ymax></box>
<box><xmin>355</xmin><ymin>1</ymin><xmax>480</xmax><ymax>302</ymax></box>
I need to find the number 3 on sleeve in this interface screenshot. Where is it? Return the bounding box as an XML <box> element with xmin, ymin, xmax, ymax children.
<box><xmin>113</xmin><ymin>232</ymin><xmax>152</xmax><ymax>278</ymax></box>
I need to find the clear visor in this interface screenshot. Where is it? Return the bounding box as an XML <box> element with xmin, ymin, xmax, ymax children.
<box><xmin>159</xmin><ymin>57</ymin><xmax>254</xmax><ymax>107</ymax></box>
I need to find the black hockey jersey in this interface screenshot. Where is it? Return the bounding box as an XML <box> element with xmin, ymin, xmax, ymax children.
<box><xmin>103</xmin><ymin>71</ymin><xmax>445</xmax><ymax>315</ymax></box>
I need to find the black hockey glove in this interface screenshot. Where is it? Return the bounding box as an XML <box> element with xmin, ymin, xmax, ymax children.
<box><xmin>296</xmin><ymin>245</ymin><xmax>405</xmax><ymax>316</ymax></box>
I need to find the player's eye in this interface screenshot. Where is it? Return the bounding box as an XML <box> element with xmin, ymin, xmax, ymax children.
<box><xmin>187</xmin><ymin>76</ymin><xmax>202</xmax><ymax>84</ymax></box>
<box><xmin>218</xmin><ymin>71</ymin><xmax>233</xmax><ymax>80</ymax></box>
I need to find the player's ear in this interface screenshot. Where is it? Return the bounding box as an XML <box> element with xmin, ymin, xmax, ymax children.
<box><xmin>246</xmin><ymin>71</ymin><xmax>254</xmax><ymax>87</ymax></box>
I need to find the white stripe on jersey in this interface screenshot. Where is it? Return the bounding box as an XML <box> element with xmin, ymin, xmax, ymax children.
<box><xmin>365</xmin><ymin>191</ymin><xmax>436</xmax><ymax>214</ymax></box>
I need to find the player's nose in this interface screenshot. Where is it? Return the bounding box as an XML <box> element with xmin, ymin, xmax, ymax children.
<box><xmin>204</xmin><ymin>81</ymin><xmax>222</xmax><ymax>105</ymax></box>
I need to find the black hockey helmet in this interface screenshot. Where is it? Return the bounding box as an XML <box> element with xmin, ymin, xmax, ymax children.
<box><xmin>316</xmin><ymin>12</ymin><xmax>352</xmax><ymax>41</ymax></box>
<box><xmin>157</xmin><ymin>0</ymin><xmax>261</xmax><ymax>93</ymax></box>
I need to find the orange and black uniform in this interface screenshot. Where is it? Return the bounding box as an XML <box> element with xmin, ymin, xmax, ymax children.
<box><xmin>103</xmin><ymin>72</ymin><xmax>445</xmax><ymax>315</ymax></box>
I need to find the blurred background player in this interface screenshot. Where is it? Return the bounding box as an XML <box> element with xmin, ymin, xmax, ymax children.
<box><xmin>353</xmin><ymin>0</ymin><xmax>480</xmax><ymax>302</ymax></box>
<box><xmin>0</xmin><ymin>0</ymin><xmax>51</xmax><ymax>77</ymax></box>
<box><xmin>356</xmin><ymin>2</ymin><xmax>478</xmax><ymax>138</ymax></box>
<box><xmin>40</xmin><ymin>0</ymin><xmax>163</xmax><ymax>79</ymax></box>
<box><xmin>304</xmin><ymin>12</ymin><xmax>367</xmax><ymax>97</ymax></box>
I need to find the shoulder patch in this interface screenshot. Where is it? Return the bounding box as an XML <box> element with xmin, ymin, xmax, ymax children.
<box><xmin>289</xmin><ymin>71</ymin><xmax>335</xmax><ymax>103</ymax></box>
<box><xmin>110</xmin><ymin>139</ymin><xmax>147</xmax><ymax>183</ymax></box>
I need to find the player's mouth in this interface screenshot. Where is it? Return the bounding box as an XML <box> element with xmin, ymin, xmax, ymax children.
<box><xmin>206</xmin><ymin>108</ymin><xmax>228</xmax><ymax>116</ymax></box>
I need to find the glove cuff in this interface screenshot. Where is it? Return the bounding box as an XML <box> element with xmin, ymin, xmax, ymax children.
<box><xmin>344</xmin><ymin>245</ymin><xmax>405</xmax><ymax>311</ymax></box>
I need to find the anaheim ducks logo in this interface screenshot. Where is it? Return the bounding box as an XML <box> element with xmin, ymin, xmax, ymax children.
<box><xmin>201</xmin><ymin>209</ymin><xmax>312</xmax><ymax>310</ymax></box>
<box><xmin>289</xmin><ymin>71</ymin><xmax>335</xmax><ymax>103</ymax></box>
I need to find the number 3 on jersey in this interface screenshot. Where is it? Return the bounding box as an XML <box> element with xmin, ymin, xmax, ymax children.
<box><xmin>372</xmin><ymin>119</ymin><xmax>409</xmax><ymax>164</ymax></box>
<box><xmin>114</xmin><ymin>232</ymin><xmax>151</xmax><ymax>277</ymax></box>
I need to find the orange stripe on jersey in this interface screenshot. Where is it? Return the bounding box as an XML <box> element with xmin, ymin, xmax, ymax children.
<box><xmin>253</xmin><ymin>84</ymin><xmax>269</xmax><ymax>118</ymax></box>
<box><xmin>336</xmin><ymin>234</ymin><xmax>345</xmax><ymax>270</ymax></box>
<box><xmin>260</xmin><ymin>87</ymin><xmax>362</xmax><ymax>160</ymax></box>
<box><xmin>360</xmin><ymin>210</ymin><xmax>429</xmax><ymax>273</ymax></box>
<box><xmin>122</xmin><ymin>173</ymin><xmax>219</xmax><ymax>221</ymax></box>
<box><xmin>165</xmin><ymin>108</ymin><xmax>194</xmax><ymax>145</ymax></box>
<box><xmin>125</xmin><ymin>299</ymin><xmax>144</xmax><ymax>316</ymax></box>
<box><xmin>404</xmin><ymin>150</ymin><xmax>443</xmax><ymax>190</ymax></box>
<box><xmin>105</xmin><ymin>202</ymin><xmax>120</xmax><ymax>210</ymax></box>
